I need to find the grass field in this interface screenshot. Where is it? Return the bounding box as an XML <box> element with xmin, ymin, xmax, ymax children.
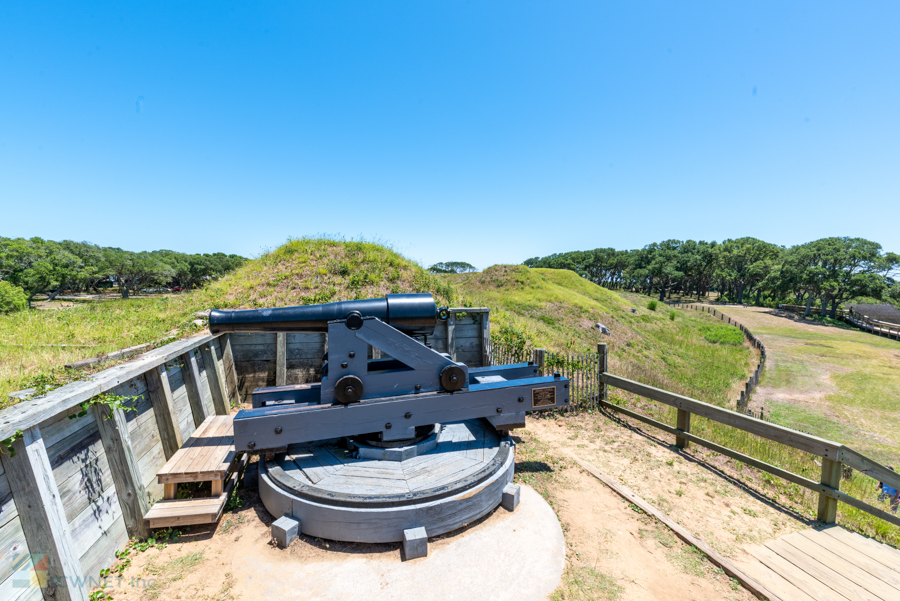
<box><xmin>724</xmin><ymin>306</ymin><xmax>900</xmax><ymax>467</ymax></box>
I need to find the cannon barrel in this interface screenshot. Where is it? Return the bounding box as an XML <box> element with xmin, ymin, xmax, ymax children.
<box><xmin>209</xmin><ymin>293</ymin><xmax>439</xmax><ymax>336</ymax></box>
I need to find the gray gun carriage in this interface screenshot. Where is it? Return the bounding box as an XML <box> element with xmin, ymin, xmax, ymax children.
<box><xmin>210</xmin><ymin>294</ymin><xmax>569</xmax><ymax>546</ymax></box>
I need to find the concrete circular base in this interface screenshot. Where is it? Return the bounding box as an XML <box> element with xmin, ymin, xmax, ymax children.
<box><xmin>260</xmin><ymin>420</ymin><xmax>514</xmax><ymax>543</ymax></box>
<box><xmin>233</xmin><ymin>485</ymin><xmax>565</xmax><ymax>601</ymax></box>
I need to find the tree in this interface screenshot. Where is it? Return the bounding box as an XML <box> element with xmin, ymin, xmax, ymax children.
<box><xmin>103</xmin><ymin>248</ymin><xmax>174</xmax><ymax>298</ymax></box>
<box><xmin>0</xmin><ymin>281</ymin><xmax>27</xmax><ymax>313</ymax></box>
<box><xmin>717</xmin><ymin>237</ymin><xmax>782</xmax><ymax>304</ymax></box>
<box><xmin>428</xmin><ymin>262</ymin><xmax>478</xmax><ymax>274</ymax></box>
<box><xmin>815</xmin><ymin>238</ymin><xmax>898</xmax><ymax>317</ymax></box>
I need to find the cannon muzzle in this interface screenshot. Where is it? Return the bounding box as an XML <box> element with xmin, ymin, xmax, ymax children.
<box><xmin>209</xmin><ymin>293</ymin><xmax>439</xmax><ymax>336</ymax></box>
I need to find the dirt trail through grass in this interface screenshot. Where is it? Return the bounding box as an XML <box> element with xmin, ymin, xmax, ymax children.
<box><xmin>709</xmin><ymin>306</ymin><xmax>900</xmax><ymax>466</ymax></box>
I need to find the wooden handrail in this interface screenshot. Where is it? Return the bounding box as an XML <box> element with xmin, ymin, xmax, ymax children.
<box><xmin>600</xmin><ymin>371</ymin><xmax>900</xmax><ymax>526</ymax></box>
<box><xmin>0</xmin><ymin>333</ymin><xmax>217</xmax><ymax>441</ymax></box>
<box><xmin>601</xmin><ymin>372</ymin><xmax>842</xmax><ymax>460</ymax></box>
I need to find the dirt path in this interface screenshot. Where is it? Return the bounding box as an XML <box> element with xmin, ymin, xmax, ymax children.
<box><xmin>103</xmin><ymin>410</ymin><xmax>790</xmax><ymax>601</ymax></box>
<box><xmin>519</xmin><ymin>413</ymin><xmax>811</xmax><ymax>599</ymax></box>
<box><xmin>703</xmin><ymin>306</ymin><xmax>900</xmax><ymax>466</ymax></box>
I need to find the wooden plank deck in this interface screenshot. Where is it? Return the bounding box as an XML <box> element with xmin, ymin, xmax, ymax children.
<box><xmin>748</xmin><ymin>526</ymin><xmax>900</xmax><ymax>601</ymax></box>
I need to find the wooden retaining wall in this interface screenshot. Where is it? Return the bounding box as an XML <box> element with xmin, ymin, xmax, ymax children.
<box><xmin>0</xmin><ymin>335</ymin><xmax>231</xmax><ymax>601</ymax></box>
<box><xmin>230</xmin><ymin>308</ymin><xmax>490</xmax><ymax>403</ymax></box>
<box><xmin>0</xmin><ymin>307</ymin><xmax>487</xmax><ymax>599</ymax></box>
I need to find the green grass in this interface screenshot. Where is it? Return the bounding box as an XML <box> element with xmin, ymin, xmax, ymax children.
<box><xmin>451</xmin><ymin>267</ymin><xmax>754</xmax><ymax>407</ymax></box>
<box><xmin>550</xmin><ymin>565</ymin><xmax>623</xmax><ymax>601</ymax></box>
<box><xmin>698</xmin><ymin>323</ymin><xmax>745</xmax><ymax>346</ymax></box>
<box><xmin>0</xmin><ymin>237</ymin><xmax>454</xmax><ymax>407</ymax></box>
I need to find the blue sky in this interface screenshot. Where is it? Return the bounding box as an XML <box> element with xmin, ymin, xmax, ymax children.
<box><xmin>2</xmin><ymin>2</ymin><xmax>898</xmax><ymax>269</ymax></box>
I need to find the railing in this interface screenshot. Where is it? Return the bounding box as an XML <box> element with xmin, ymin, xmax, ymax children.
<box><xmin>489</xmin><ymin>333</ymin><xmax>900</xmax><ymax>533</ymax></box>
<box><xmin>778</xmin><ymin>303</ymin><xmax>900</xmax><ymax>341</ymax></box>
<box><xmin>598</xmin><ymin>373</ymin><xmax>900</xmax><ymax>529</ymax></box>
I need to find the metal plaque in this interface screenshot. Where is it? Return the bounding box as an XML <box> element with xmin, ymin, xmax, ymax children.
<box><xmin>532</xmin><ymin>387</ymin><xmax>556</xmax><ymax>408</ymax></box>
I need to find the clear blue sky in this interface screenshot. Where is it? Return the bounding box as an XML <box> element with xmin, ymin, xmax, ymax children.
<box><xmin>2</xmin><ymin>2</ymin><xmax>898</xmax><ymax>269</ymax></box>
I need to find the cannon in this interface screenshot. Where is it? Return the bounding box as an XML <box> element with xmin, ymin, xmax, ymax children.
<box><xmin>210</xmin><ymin>294</ymin><xmax>569</xmax><ymax>547</ymax></box>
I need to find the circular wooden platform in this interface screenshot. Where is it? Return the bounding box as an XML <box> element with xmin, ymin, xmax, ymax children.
<box><xmin>259</xmin><ymin>419</ymin><xmax>515</xmax><ymax>542</ymax></box>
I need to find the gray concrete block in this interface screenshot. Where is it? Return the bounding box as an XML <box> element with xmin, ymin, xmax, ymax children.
<box><xmin>403</xmin><ymin>527</ymin><xmax>428</xmax><ymax>560</ymax></box>
<box><xmin>501</xmin><ymin>483</ymin><xmax>520</xmax><ymax>512</ymax></box>
<box><xmin>272</xmin><ymin>515</ymin><xmax>301</xmax><ymax>548</ymax></box>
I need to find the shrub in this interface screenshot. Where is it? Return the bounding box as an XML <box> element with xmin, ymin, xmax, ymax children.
<box><xmin>647</xmin><ymin>300</ymin><xmax>658</xmax><ymax>311</ymax></box>
<box><xmin>698</xmin><ymin>323</ymin><xmax>744</xmax><ymax>346</ymax></box>
<box><xmin>0</xmin><ymin>282</ymin><xmax>27</xmax><ymax>314</ymax></box>
<box><xmin>669</xmin><ymin>311</ymin><xmax>676</xmax><ymax>321</ymax></box>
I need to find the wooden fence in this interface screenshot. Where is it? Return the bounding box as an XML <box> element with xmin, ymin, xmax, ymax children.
<box><xmin>488</xmin><ymin>326</ymin><xmax>900</xmax><ymax>534</ymax></box>
<box><xmin>0</xmin><ymin>307</ymin><xmax>488</xmax><ymax>600</ymax></box>
<box><xmin>675</xmin><ymin>303</ymin><xmax>768</xmax><ymax>411</ymax></box>
<box><xmin>778</xmin><ymin>304</ymin><xmax>900</xmax><ymax>341</ymax></box>
<box><xmin>598</xmin><ymin>373</ymin><xmax>900</xmax><ymax>530</ymax></box>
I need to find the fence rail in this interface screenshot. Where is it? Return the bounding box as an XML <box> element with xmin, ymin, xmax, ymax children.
<box><xmin>778</xmin><ymin>303</ymin><xmax>900</xmax><ymax>341</ymax></box>
<box><xmin>488</xmin><ymin>315</ymin><xmax>900</xmax><ymax>534</ymax></box>
<box><xmin>598</xmin><ymin>373</ymin><xmax>900</xmax><ymax>529</ymax></box>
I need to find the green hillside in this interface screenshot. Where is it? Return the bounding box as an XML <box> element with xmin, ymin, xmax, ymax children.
<box><xmin>451</xmin><ymin>265</ymin><xmax>754</xmax><ymax>406</ymax></box>
<box><xmin>0</xmin><ymin>238</ymin><xmax>452</xmax><ymax>407</ymax></box>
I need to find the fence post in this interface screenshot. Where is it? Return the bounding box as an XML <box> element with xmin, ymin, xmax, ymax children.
<box><xmin>0</xmin><ymin>425</ymin><xmax>89</xmax><ymax>601</ymax></box>
<box><xmin>200</xmin><ymin>343</ymin><xmax>229</xmax><ymax>416</ymax></box>
<box><xmin>180</xmin><ymin>350</ymin><xmax>208</xmax><ymax>427</ymax></box>
<box><xmin>91</xmin><ymin>403</ymin><xmax>151</xmax><ymax>539</ymax></box>
<box><xmin>535</xmin><ymin>348</ymin><xmax>546</xmax><ymax>378</ymax></box>
<box><xmin>145</xmin><ymin>364</ymin><xmax>183</xmax><ymax>459</ymax></box>
<box><xmin>275</xmin><ymin>332</ymin><xmax>287</xmax><ymax>387</ymax></box>
<box><xmin>817</xmin><ymin>458</ymin><xmax>842</xmax><ymax>523</ymax></box>
<box><xmin>675</xmin><ymin>409</ymin><xmax>691</xmax><ymax>449</ymax></box>
<box><xmin>597</xmin><ymin>343</ymin><xmax>608</xmax><ymax>404</ymax></box>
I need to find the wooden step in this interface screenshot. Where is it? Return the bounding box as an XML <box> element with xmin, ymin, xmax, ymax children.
<box><xmin>157</xmin><ymin>415</ymin><xmax>235</xmax><ymax>486</ymax></box>
<box><xmin>145</xmin><ymin>455</ymin><xmax>246</xmax><ymax>529</ymax></box>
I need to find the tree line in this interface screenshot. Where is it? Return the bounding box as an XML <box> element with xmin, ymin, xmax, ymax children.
<box><xmin>0</xmin><ymin>237</ymin><xmax>246</xmax><ymax>304</ymax></box>
<box><xmin>524</xmin><ymin>237</ymin><xmax>900</xmax><ymax>318</ymax></box>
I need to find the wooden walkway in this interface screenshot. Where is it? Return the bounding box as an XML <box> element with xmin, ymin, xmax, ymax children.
<box><xmin>747</xmin><ymin>526</ymin><xmax>900</xmax><ymax>601</ymax></box>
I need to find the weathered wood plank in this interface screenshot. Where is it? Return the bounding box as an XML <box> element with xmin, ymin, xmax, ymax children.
<box><xmin>0</xmin><ymin>334</ymin><xmax>217</xmax><ymax>442</ymax></box>
<box><xmin>64</xmin><ymin>343</ymin><xmax>151</xmax><ymax>371</ymax></box>
<box><xmin>766</xmin><ymin>538</ymin><xmax>878</xmax><ymax>601</ymax></box>
<box><xmin>216</xmin><ymin>336</ymin><xmax>240</xmax><ymax>409</ymax></box>
<box><xmin>199</xmin><ymin>342</ymin><xmax>228</xmax><ymax>416</ymax></box>
<box><xmin>821</xmin><ymin>527</ymin><xmax>900</xmax><ymax>569</ymax></box>
<box><xmin>276</xmin><ymin>333</ymin><xmax>287</xmax><ymax>387</ymax></box>
<box><xmin>0</xmin><ymin>515</ymin><xmax>30</xmax><ymax>586</ymax></box>
<box><xmin>750</xmin><ymin>545</ymin><xmax>843</xmax><ymax>601</ymax></box>
<box><xmin>180</xmin><ymin>350</ymin><xmax>208</xmax><ymax>427</ymax></box>
<box><xmin>602</xmin><ymin>373</ymin><xmax>842</xmax><ymax>459</ymax></box>
<box><xmin>91</xmin><ymin>404</ymin><xmax>150</xmax><ymax>540</ymax></box>
<box><xmin>0</xmin><ymin>426</ymin><xmax>88</xmax><ymax>601</ymax></box>
<box><xmin>781</xmin><ymin>532</ymin><xmax>900</xmax><ymax>600</ymax></box>
<box><xmin>798</xmin><ymin>530</ymin><xmax>900</xmax><ymax>590</ymax></box>
<box><xmin>144</xmin><ymin>365</ymin><xmax>182</xmax><ymax>460</ymax></box>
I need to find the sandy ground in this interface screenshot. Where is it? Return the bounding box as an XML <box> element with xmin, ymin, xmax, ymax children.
<box><xmin>101</xmin><ymin>405</ymin><xmax>804</xmax><ymax>601</ymax></box>
<box><xmin>523</xmin><ymin>413</ymin><xmax>808</xmax><ymax>600</ymax></box>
